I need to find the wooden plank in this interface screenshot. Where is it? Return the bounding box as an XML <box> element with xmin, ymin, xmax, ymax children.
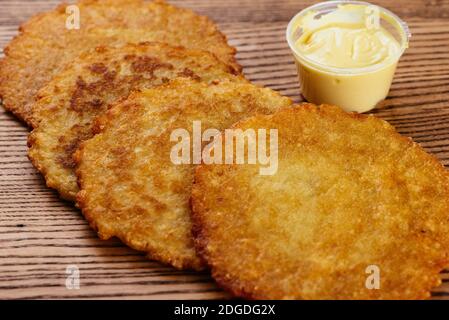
<box><xmin>0</xmin><ymin>0</ymin><xmax>449</xmax><ymax>299</ymax></box>
<box><xmin>0</xmin><ymin>0</ymin><xmax>448</xmax><ymax>24</ymax></box>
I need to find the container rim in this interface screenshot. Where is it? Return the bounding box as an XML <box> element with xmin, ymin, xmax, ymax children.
<box><xmin>286</xmin><ymin>0</ymin><xmax>412</xmax><ymax>75</ymax></box>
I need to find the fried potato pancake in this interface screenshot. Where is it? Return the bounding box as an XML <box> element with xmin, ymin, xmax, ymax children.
<box><xmin>74</xmin><ymin>78</ymin><xmax>293</xmax><ymax>270</ymax></box>
<box><xmin>0</xmin><ymin>0</ymin><xmax>239</xmax><ymax>126</ymax></box>
<box><xmin>28</xmin><ymin>42</ymin><xmax>243</xmax><ymax>201</ymax></box>
<box><xmin>192</xmin><ymin>104</ymin><xmax>449</xmax><ymax>299</ymax></box>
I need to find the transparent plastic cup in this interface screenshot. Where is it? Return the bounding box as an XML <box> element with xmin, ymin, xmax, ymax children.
<box><xmin>286</xmin><ymin>1</ymin><xmax>411</xmax><ymax>112</ymax></box>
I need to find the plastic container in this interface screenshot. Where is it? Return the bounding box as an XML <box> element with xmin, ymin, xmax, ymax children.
<box><xmin>286</xmin><ymin>1</ymin><xmax>411</xmax><ymax>112</ymax></box>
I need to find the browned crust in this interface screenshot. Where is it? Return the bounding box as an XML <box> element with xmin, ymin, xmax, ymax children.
<box><xmin>76</xmin><ymin>186</ymin><xmax>205</xmax><ymax>270</ymax></box>
<box><xmin>75</xmin><ymin>140</ymin><xmax>206</xmax><ymax>271</ymax></box>
<box><xmin>190</xmin><ymin>190</ymin><xmax>261</xmax><ymax>299</ymax></box>
<box><xmin>0</xmin><ymin>33</ymin><xmax>36</xmax><ymax>126</ymax></box>
<box><xmin>27</xmin><ymin>42</ymin><xmax>244</xmax><ymax>202</ymax></box>
<box><xmin>151</xmin><ymin>0</ymin><xmax>241</xmax><ymax>74</ymax></box>
<box><xmin>73</xmin><ymin>79</ymin><xmax>292</xmax><ymax>271</ymax></box>
<box><xmin>71</xmin><ymin>88</ymin><xmax>206</xmax><ymax>269</ymax></box>
<box><xmin>26</xmin><ymin>134</ymin><xmax>75</xmax><ymax>201</ymax></box>
<box><xmin>0</xmin><ymin>0</ymin><xmax>241</xmax><ymax>126</ymax></box>
<box><xmin>72</xmin><ymin>99</ymin><xmax>202</xmax><ymax>270</ymax></box>
<box><xmin>190</xmin><ymin>104</ymin><xmax>449</xmax><ymax>300</ymax></box>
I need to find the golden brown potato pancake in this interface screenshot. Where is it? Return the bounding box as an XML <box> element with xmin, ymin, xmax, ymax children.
<box><xmin>28</xmin><ymin>42</ymin><xmax>243</xmax><ymax>201</ymax></box>
<box><xmin>192</xmin><ymin>104</ymin><xmax>449</xmax><ymax>299</ymax></box>
<box><xmin>0</xmin><ymin>0</ymin><xmax>239</xmax><ymax>126</ymax></box>
<box><xmin>75</xmin><ymin>78</ymin><xmax>292</xmax><ymax>270</ymax></box>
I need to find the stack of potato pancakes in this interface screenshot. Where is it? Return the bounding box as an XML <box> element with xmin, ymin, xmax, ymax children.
<box><xmin>1</xmin><ymin>0</ymin><xmax>448</xmax><ymax>300</ymax></box>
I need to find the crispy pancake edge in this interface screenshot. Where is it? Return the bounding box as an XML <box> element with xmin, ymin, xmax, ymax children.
<box><xmin>0</xmin><ymin>0</ymin><xmax>241</xmax><ymax>126</ymax></box>
<box><xmin>73</xmin><ymin>79</ymin><xmax>293</xmax><ymax>270</ymax></box>
<box><xmin>191</xmin><ymin>104</ymin><xmax>449</xmax><ymax>300</ymax></box>
<box><xmin>27</xmin><ymin>42</ymin><xmax>244</xmax><ymax>201</ymax></box>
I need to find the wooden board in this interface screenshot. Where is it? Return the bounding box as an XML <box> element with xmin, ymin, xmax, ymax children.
<box><xmin>0</xmin><ymin>0</ymin><xmax>448</xmax><ymax>299</ymax></box>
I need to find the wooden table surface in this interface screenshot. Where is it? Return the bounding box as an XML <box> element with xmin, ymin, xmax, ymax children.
<box><xmin>0</xmin><ymin>0</ymin><xmax>448</xmax><ymax>300</ymax></box>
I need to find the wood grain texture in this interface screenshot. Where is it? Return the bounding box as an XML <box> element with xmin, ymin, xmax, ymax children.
<box><xmin>0</xmin><ymin>0</ymin><xmax>449</xmax><ymax>299</ymax></box>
